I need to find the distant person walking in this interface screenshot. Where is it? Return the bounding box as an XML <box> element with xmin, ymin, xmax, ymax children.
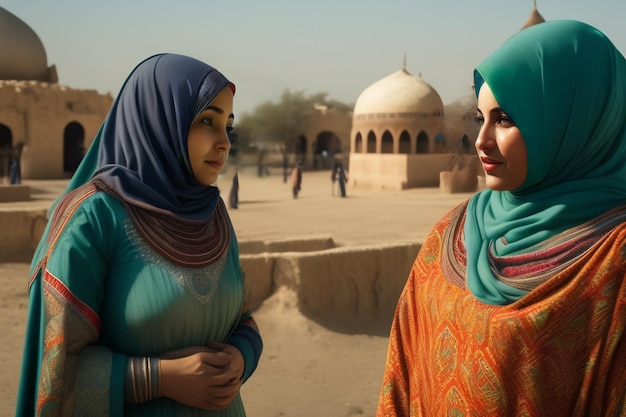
<box><xmin>229</xmin><ymin>169</ymin><xmax>239</xmax><ymax>209</ymax></box>
<box><xmin>9</xmin><ymin>142</ymin><xmax>25</xmax><ymax>185</ymax></box>
<box><xmin>331</xmin><ymin>160</ymin><xmax>348</xmax><ymax>198</ymax></box>
<box><xmin>291</xmin><ymin>163</ymin><xmax>302</xmax><ymax>198</ymax></box>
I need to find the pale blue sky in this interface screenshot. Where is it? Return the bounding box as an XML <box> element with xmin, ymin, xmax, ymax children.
<box><xmin>3</xmin><ymin>1</ymin><xmax>626</xmax><ymax>115</ymax></box>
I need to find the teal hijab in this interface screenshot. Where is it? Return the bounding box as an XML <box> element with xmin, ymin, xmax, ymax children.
<box><xmin>466</xmin><ymin>20</ymin><xmax>626</xmax><ymax>305</ymax></box>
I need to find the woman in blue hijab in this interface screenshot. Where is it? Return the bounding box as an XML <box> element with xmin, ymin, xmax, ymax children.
<box><xmin>16</xmin><ymin>53</ymin><xmax>262</xmax><ymax>416</ymax></box>
<box><xmin>378</xmin><ymin>20</ymin><xmax>626</xmax><ymax>416</ymax></box>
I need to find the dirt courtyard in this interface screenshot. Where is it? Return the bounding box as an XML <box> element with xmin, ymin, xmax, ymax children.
<box><xmin>0</xmin><ymin>168</ymin><xmax>473</xmax><ymax>416</ymax></box>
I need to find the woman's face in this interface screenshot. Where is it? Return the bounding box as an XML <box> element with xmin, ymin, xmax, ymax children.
<box><xmin>475</xmin><ymin>83</ymin><xmax>527</xmax><ymax>191</ymax></box>
<box><xmin>187</xmin><ymin>86</ymin><xmax>234</xmax><ymax>185</ymax></box>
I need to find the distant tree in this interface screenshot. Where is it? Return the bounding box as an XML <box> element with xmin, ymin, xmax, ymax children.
<box><xmin>233</xmin><ymin>89</ymin><xmax>349</xmax><ymax>153</ymax></box>
<box><xmin>229</xmin><ymin>114</ymin><xmax>254</xmax><ymax>151</ymax></box>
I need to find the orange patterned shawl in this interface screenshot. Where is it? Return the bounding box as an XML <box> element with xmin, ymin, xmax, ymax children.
<box><xmin>377</xmin><ymin>203</ymin><xmax>626</xmax><ymax>417</ymax></box>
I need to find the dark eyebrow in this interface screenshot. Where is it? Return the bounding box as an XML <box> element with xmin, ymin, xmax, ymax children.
<box><xmin>205</xmin><ymin>105</ymin><xmax>234</xmax><ymax>119</ymax></box>
<box><xmin>476</xmin><ymin>107</ymin><xmax>505</xmax><ymax>115</ymax></box>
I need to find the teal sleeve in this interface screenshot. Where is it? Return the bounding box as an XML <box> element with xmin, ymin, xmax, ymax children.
<box><xmin>225</xmin><ymin>227</ymin><xmax>263</xmax><ymax>382</ymax></box>
<box><xmin>226</xmin><ymin>310</ymin><xmax>263</xmax><ymax>383</ymax></box>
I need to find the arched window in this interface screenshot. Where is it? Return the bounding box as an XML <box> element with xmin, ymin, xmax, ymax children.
<box><xmin>399</xmin><ymin>130</ymin><xmax>410</xmax><ymax>154</ymax></box>
<box><xmin>367</xmin><ymin>131</ymin><xmax>376</xmax><ymax>153</ymax></box>
<box><xmin>416</xmin><ymin>131</ymin><xmax>429</xmax><ymax>154</ymax></box>
<box><xmin>354</xmin><ymin>133</ymin><xmax>363</xmax><ymax>153</ymax></box>
<box><xmin>381</xmin><ymin>130</ymin><xmax>393</xmax><ymax>153</ymax></box>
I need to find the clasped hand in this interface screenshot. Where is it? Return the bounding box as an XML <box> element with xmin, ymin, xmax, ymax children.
<box><xmin>160</xmin><ymin>341</ymin><xmax>244</xmax><ymax>410</ymax></box>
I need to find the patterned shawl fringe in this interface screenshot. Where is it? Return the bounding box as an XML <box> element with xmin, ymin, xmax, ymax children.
<box><xmin>442</xmin><ymin>203</ymin><xmax>626</xmax><ymax>292</ymax></box>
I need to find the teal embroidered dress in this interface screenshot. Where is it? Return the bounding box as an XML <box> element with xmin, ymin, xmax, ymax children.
<box><xmin>19</xmin><ymin>187</ymin><xmax>253</xmax><ymax>416</ymax></box>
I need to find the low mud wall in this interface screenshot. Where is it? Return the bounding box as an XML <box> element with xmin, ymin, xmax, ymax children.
<box><xmin>0</xmin><ymin>185</ymin><xmax>31</xmax><ymax>203</ymax></box>
<box><xmin>239</xmin><ymin>235</ymin><xmax>336</xmax><ymax>254</ymax></box>
<box><xmin>241</xmin><ymin>240</ymin><xmax>421</xmax><ymax>336</ymax></box>
<box><xmin>0</xmin><ymin>208</ymin><xmax>48</xmax><ymax>262</ymax></box>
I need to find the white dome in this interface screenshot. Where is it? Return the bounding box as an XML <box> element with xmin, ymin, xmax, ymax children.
<box><xmin>0</xmin><ymin>7</ymin><xmax>49</xmax><ymax>81</ymax></box>
<box><xmin>353</xmin><ymin>69</ymin><xmax>443</xmax><ymax>116</ymax></box>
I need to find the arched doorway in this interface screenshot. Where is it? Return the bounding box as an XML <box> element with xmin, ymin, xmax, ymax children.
<box><xmin>64</xmin><ymin>122</ymin><xmax>85</xmax><ymax>174</ymax></box>
<box><xmin>294</xmin><ymin>135</ymin><xmax>307</xmax><ymax>165</ymax></box>
<box><xmin>0</xmin><ymin>124</ymin><xmax>13</xmax><ymax>182</ymax></box>
<box><xmin>313</xmin><ymin>131</ymin><xmax>341</xmax><ymax>169</ymax></box>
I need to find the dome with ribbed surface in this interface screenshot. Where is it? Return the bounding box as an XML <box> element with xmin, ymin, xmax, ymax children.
<box><xmin>353</xmin><ymin>69</ymin><xmax>443</xmax><ymax>116</ymax></box>
<box><xmin>0</xmin><ymin>7</ymin><xmax>49</xmax><ymax>81</ymax></box>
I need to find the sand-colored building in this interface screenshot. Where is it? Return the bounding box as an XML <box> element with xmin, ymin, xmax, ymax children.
<box><xmin>347</xmin><ymin>63</ymin><xmax>478</xmax><ymax>190</ymax></box>
<box><xmin>286</xmin><ymin>66</ymin><xmax>479</xmax><ymax>183</ymax></box>
<box><xmin>0</xmin><ymin>6</ymin><xmax>112</xmax><ymax>181</ymax></box>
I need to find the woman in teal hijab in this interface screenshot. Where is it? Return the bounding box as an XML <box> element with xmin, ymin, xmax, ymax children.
<box><xmin>467</xmin><ymin>19</ymin><xmax>626</xmax><ymax>305</ymax></box>
<box><xmin>378</xmin><ymin>20</ymin><xmax>626</xmax><ymax>416</ymax></box>
<box><xmin>16</xmin><ymin>54</ymin><xmax>262</xmax><ymax>416</ymax></box>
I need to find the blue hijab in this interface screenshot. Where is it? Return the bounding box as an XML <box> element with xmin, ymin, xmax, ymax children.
<box><xmin>60</xmin><ymin>53</ymin><xmax>234</xmax><ymax>220</ymax></box>
<box><xmin>466</xmin><ymin>20</ymin><xmax>626</xmax><ymax>305</ymax></box>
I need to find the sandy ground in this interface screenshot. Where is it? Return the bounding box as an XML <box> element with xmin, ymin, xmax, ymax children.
<box><xmin>0</xmin><ymin>167</ymin><xmax>474</xmax><ymax>416</ymax></box>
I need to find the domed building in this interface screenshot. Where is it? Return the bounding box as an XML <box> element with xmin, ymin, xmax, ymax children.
<box><xmin>352</xmin><ymin>67</ymin><xmax>445</xmax><ymax>154</ymax></box>
<box><xmin>348</xmin><ymin>2</ymin><xmax>547</xmax><ymax>191</ymax></box>
<box><xmin>0</xmin><ymin>6</ymin><xmax>112</xmax><ymax>181</ymax></box>
<box><xmin>0</xmin><ymin>7</ymin><xmax>56</xmax><ymax>83</ymax></box>
<box><xmin>348</xmin><ymin>64</ymin><xmax>477</xmax><ymax>190</ymax></box>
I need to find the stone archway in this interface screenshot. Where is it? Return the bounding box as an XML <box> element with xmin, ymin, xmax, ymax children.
<box><xmin>0</xmin><ymin>124</ymin><xmax>13</xmax><ymax>181</ymax></box>
<box><xmin>63</xmin><ymin>122</ymin><xmax>85</xmax><ymax>174</ymax></box>
<box><xmin>314</xmin><ymin>131</ymin><xmax>341</xmax><ymax>170</ymax></box>
<box><xmin>416</xmin><ymin>131</ymin><xmax>429</xmax><ymax>154</ymax></box>
<box><xmin>381</xmin><ymin>130</ymin><xmax>393</xmax><ymax>154</ymax></box>
<box><xmin>354</xmin><ymin>132</ymin><xmax>363</xmax><ymax>153</ymax></box>
<box><xmin>399</xmin><ymin>130</ymin><xmax>410</xmax><ymax>154</ymax></box>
